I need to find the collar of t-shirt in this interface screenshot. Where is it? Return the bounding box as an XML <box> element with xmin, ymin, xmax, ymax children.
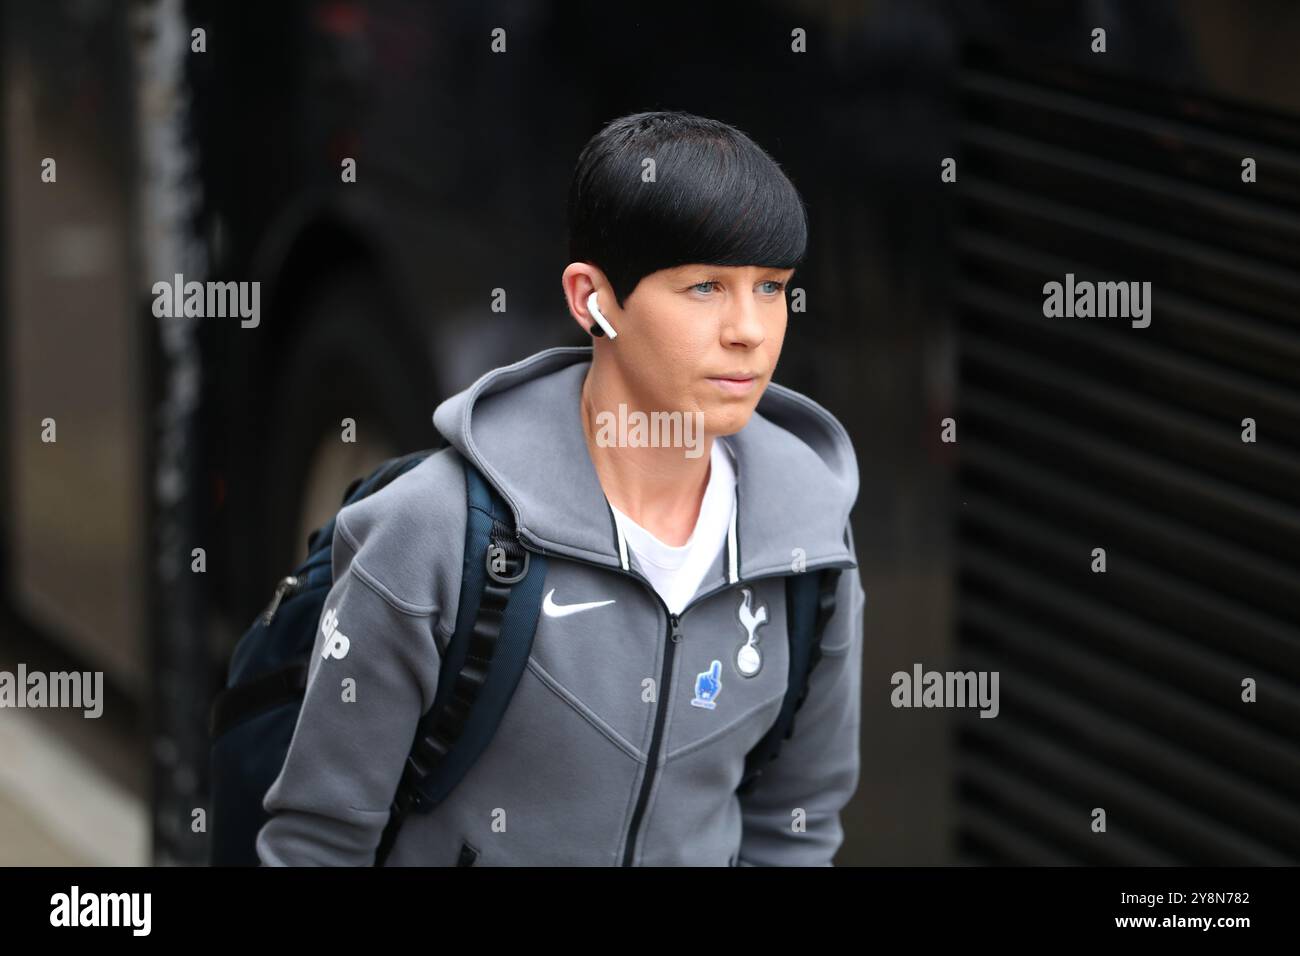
<box><xmin>607</xmin><ymin>438</ymin><xmax>736</xmax><ymax>616</ymax></box>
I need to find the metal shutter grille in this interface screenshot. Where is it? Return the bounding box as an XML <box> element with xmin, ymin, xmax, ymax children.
<box><xmin>953</xmin><ymin>48</ymin><xmax>1300</xmax><ymax>864</ymax></box>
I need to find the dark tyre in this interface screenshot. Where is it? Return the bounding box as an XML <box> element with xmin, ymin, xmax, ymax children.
<box><xmin>259</xmin><ymin>271</ymin><xmax>435</xmax><ymax>594</ymax></box>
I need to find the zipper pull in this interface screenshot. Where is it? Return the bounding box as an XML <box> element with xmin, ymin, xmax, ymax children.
<box><xmin>669</xmin><ymin>613</ymin><xmax>683</xmax><ymax>643</ymax></box>
<box><xmin>261</xmin><ymin>575</ymin><xmax>300</xmax><ymax>625</ymax></box>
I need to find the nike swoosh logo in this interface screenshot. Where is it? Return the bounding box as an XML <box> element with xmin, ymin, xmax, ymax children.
<box><xmin>542</xmin><ymin>589</ymin><xmax>616</xmax><ymax>618</ymax></box>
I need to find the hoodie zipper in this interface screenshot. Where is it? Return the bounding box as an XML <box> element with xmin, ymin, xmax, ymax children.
<box><xmin>621</xmin><ymin>605</ymin><xmax>682</xmax><ymax>866</ymax></box>
<box><xmin>512</xmin><ymin>526</ymin><xmax>853</xmax><ymax>866</ymax></box>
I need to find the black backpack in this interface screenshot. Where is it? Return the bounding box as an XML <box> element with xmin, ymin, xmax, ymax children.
<box><xmin>208</xmin><ymin>450</ymin><xmax>840</xmax><ymax>866</ymax></box>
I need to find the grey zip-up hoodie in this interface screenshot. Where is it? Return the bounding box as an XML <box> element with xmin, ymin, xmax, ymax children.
<box><xmin>256</xmin><ymin>345</ymin><xmax>865</xmax><ymax>866</ymax></box>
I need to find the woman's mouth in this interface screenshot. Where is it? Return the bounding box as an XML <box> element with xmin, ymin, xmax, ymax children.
<box><xmin>707</xmin><ymin>374</ymin><xmax>759</xmax><ymax>395</ymax></box>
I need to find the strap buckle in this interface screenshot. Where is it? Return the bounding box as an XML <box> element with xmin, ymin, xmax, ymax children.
<box><xmin>485</xmin><ymin>540</ymin><xmax>530</xmax><ymax>585</ymax></box>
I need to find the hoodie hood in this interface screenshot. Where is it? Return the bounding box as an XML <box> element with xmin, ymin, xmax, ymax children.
<box><xmin>432</xmin><ymin>346</ymin><xmax>859</xmax><ymax>581</ymax></box>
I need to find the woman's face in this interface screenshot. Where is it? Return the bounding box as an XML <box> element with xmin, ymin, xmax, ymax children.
<box><xmin>601</xmin><ymin>263</ymin><xmax>794</xmax><ymax>437</ymax></box>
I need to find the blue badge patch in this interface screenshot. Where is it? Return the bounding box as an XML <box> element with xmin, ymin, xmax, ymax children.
<box><xmin>691</xmin><ymin>659</ymin><xmax>723</xmax><ymax>710</ymax></box>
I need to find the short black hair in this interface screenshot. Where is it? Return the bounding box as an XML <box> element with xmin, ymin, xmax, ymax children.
<box><xmin>567</xmin><ymin>110</ymin><xmax>808</xmax><ymax>309</ymax></box>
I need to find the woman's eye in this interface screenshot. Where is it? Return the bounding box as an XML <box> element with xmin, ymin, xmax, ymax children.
<box><xmin>760</xmin><ymin>280</ymin><xmax>787</xmax><ymax>295</ymax></box>
<box><xmin>692</xmin><ymin>281</ymin><xmax>718</xmax><ymax>295</ymax></box>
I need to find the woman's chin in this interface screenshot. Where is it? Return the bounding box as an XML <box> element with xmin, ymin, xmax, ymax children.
<box><xmin>703</xmin><ymin>403</ymin><xmax>759</xmax><ymax>436</ymax></box>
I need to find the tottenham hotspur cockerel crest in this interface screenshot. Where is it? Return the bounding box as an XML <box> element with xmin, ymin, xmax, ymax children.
<box><xmin>734</xmin><ymin>587</ymin><xmax>768</xmax><ymax>677</ymax></box>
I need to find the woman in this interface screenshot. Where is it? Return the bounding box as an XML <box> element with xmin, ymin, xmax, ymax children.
<box><xmin>257</xmin><ymin>110</ymin><xmax>865</xmax><ymax>866</ymax></box>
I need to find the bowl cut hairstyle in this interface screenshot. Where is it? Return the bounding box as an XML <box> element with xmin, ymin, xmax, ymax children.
<box><xmin>567</xmin><ymin>110</ymin><xmax>809</xmax><ymax>309</ymax></box>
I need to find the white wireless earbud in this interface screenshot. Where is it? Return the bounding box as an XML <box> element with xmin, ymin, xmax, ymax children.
<box><xmin>586</xmin><ymin>291</ymin><xmax>618</xmax><ymax>340</ymax></box>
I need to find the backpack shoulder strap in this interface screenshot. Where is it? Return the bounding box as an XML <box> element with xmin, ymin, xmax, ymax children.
<box><xmin>374</xmin><ymin>458</ymin><xmax>548</xmax><ymax>865</ymax></box>
<box><xmin>736</xmin><ymin>568</ymin><xmax>841</xmax><ymax>796</ymax></box>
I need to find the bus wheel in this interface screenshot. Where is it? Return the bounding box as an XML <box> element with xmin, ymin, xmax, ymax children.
<box><xmin>261</xmin><ymin>272</ymin><xmax>432</xmax><ymax>580</ymax></box>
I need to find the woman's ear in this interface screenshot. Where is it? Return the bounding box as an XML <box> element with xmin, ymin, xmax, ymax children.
<box><xmin>562</xmin><ymin>262</ymin><xmax>614</xmax><ymax>338</ymax></box>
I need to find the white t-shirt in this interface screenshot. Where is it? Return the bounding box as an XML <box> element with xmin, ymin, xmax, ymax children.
<box><xmin>608</xmin><ymin>439</ymin><xmax>736</xmax><ymax>615</ymax></box>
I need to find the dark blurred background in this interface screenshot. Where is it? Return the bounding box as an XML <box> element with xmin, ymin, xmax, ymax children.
<box><xmin>1</xmin><ymin>0</ymin><xmax>1297</xmax><ymax>865</ymax></box>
